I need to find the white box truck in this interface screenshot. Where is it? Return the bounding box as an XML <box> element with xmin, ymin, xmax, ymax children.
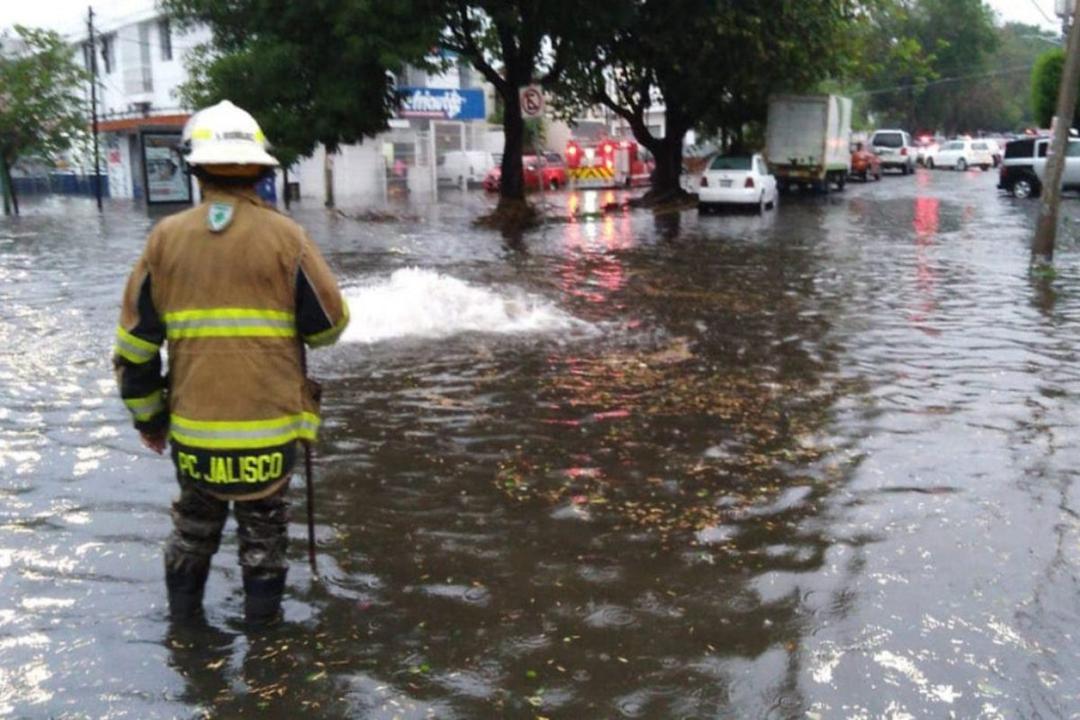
<box><xmin>765</xmin><ymin>94</ymin><xmax>852</xmax><ymax>193</ymax></box>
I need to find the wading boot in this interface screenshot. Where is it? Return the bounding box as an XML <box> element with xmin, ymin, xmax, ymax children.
<box><xmin>165</xmin><ymin>560</ymin><xmax>211</xmax><ymax>621</ymax></box>
<box><xmin>243</xmin><ymin>569</ymin><xmax>286</xmax><ymax>627</ymax></box>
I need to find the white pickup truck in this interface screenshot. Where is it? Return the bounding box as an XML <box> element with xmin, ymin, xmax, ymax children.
<box><xmin>998</xmin><ymin>136</ymin><xmax>1080</xmax><ymax>199</ymax></box>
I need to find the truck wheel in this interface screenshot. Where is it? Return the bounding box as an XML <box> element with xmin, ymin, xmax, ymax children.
<box><xmin>956</xmin><ymin>158</ymin><xmax>967</xmax><ymax>172</ymax></box>
<box><xmin>926</xmin><ymin>158</ymin><xmax>934</xmax><ymax>170</ymax></box>
<box><xmin>1012</xmin><ymin>176</ymin><xmax>1039</xmax><ymax>199</ymax></box>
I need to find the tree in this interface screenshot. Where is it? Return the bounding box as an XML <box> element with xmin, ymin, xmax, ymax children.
<box><xmin>555</xmin><ymin>0</ymin><xmax>857</xmax><ymax>202</ymax></box>
<box><xmin>164</xmin><ymin>0</ymin><xmax>443</xmax><ymax>203</ymax></box>
<box><xmin>0</xmin><ymin>26</ymin><xmax>88</xmax><ymax>215</ymax></box>
<box><xmin>439</xmin><ymin>1</ymin><xmax>580</xmax><ymax>211</ymax></box>
<box><xmin>1033</xmin><ymin>48</ymin><xmax>1068</xmax><ymax>128</ymax></box>
<box><xmin>858</xmin><ymin>0</ymin><xmax>1000</xmax><ymax>134</ymax></box>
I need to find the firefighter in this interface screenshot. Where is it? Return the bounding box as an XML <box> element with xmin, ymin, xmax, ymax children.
<box><xmin>113</xmin><ymin>100</ymin><xmax>349</xmax><ymax>624</ymax></box>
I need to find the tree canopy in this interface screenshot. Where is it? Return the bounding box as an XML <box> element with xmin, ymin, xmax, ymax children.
<box><xmin>0</xmin><ymin>25</ymin><xmax>88</xmax><ymax>214</ymax></box>
<box><xmin>553</xmin><ymin>0</ymin><xmax>858</xmax><ymax>199</ymax></box>
<box><xmin>163</xmin><ymin>0</ymin><xmax>443</xmax><ymax>169</ymax></box>
<box><xmin>1032</xmin><ymin>48</ymin><xmax>1069</xmax><ymax>129</ymax></box>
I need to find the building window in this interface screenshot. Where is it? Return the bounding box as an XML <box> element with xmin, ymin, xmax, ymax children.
<box><xmin>138</xmin><ymin>22</ymin><xmax>153</xmax><ymax>92</ymax></box>
<box><xmin>159</xmin><ymin>19</ymin><xmax>172</xmax><ymax>61</ymax></box>
<box><xmin>100</xmin><ymin>34</ymin><xmax>114</xmax><ymax>74</ymax></box>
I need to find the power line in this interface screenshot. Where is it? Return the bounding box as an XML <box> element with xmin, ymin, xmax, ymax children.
<box><xmin>1028</xmin><ymin>0</ymin><xmax>1057</xmax><ymax>26</ymax></box>
<box><xmin>853</xmin><ymin>64</ymin><xmax>1037</xmax><ymax>97</ymax></box>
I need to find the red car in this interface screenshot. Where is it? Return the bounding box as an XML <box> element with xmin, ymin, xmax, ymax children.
<box><xmin>482</xmin><ymin>153</ymin><xmax>568</xmax><ymax>192</ymax></box>
<box><xmin>849</xmin><ymin>143</ymin><xmax>882</xmax><ymax>181</ymax></box>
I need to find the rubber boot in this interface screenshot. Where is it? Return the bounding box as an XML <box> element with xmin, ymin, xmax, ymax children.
<box><xmin>165</xmin><ymin>559</ymin><xmax>211</xmax><ymax>621</ymax></box>
<box><xmin>242</xmin><ymin>569</ymin><xmax>286</xmax><ymax>627</ymax></box>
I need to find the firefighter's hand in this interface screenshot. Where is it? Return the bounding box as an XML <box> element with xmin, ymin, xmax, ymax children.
<box><xmin>139</xmin><ymin>429</ymin><xmax>168</xmax><ymax>455</ymax></box>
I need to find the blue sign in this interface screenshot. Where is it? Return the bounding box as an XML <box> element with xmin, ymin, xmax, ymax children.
<box><xmin>396</xmin><ymin>87</ymin><xmax>486</xmax><ymax>121</ymax></box>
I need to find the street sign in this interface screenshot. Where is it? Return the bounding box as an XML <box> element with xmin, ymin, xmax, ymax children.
<box><xmin>520</xmin><ymin>85</ymin><xmax>545</xmax><ymax>118</ymax></box>
<box><xmin>396</xmin><ymin>88</ymin><xmax>486</xmax><ymax>121</ymax></box>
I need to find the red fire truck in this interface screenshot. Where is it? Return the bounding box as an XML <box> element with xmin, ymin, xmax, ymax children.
<box><xmin>565</xmin><ymin>137</ymin><xmax>652</xmax><ymax>188</ymax></box>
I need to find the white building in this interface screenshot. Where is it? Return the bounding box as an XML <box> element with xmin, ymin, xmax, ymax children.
<box><xmin>79</xmin><ymin>9</ymin><xmax>210</xmax><ymax>200</ymax></box>
<box><xmin>76</xmin><ymin>6</ymin><xmax>501</xmax><ymax>207</ymax></box>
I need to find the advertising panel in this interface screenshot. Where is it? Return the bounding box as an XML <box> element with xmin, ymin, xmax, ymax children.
<box><xmin>396</xmin><ymin>87</ymin><xmax>486</xmax><ymax>121</ymax></box>
<box><xmin>142</xmin><ymin>131</ymin><xmax>191</xmax><ymax>205</ymax></box>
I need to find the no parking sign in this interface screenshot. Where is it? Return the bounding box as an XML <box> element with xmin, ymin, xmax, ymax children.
<box><xmin>520</xmin><ymin>85</ymin><xmax>545</xmax><ymax>118</ymax></box>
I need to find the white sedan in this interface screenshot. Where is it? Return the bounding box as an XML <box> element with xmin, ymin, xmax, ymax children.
<box><xmin>926</xmin><ymin>140</ymin><xmax>995</xmax><ymax>171</ymax></box>
<box><xmin>698</xmin><ymin>153</ymin><xmax>778</xmax><ymax>213</ymax></box>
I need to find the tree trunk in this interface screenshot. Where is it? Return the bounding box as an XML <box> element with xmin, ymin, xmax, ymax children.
<box><xmin>283</xmin><ymin>167</ymin><xmax>291</xmax><ymax>210</ymax></box>
<box><xmin>499</xmin><ymin>87</ymin><xmax>526</xmax><ymax>205</ymax></box>
<box><xmin>0</xmin><ymin>154</ymin><xmax>16</xmax><ymax>216</ymax></box>
<box><xmin>323</xmin><ymin>149</ymin><xmax>335</xmax><ymax>209</ymax></box>
<box><xmin>651</xmin><ymin>135</ymin><xmax>684</xmax><ymax>197</ymax></box>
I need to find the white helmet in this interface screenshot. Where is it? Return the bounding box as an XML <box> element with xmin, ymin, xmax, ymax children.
<box><xmin>181</xmin><ymin>100</ymin><xmax>279</xmax><ymax>167</ymax></box>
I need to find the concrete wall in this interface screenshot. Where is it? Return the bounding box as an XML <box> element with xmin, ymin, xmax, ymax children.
<box><xmin>290</xmin><ymin>143</ymin><xmax>390</xmax><ymax>207</ymax></box>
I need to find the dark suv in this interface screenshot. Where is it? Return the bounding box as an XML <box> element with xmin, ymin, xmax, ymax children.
<box><xmin>998</xmin><ymin>135</ymin><xmax>1080</xmax><ymax>199</ymax></box>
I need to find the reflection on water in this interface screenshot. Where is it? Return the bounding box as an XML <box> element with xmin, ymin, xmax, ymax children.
<box><xmin>3</xmin><ymin>174</ymin><xmax>1080</xmax><ymax>717</ymax></box>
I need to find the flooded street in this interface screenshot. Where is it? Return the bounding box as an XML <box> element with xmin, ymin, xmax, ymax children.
<box><xmin>4</xmin><ymin>169</ymin><xmax>1080</xmax><ymax>718</ymax></box>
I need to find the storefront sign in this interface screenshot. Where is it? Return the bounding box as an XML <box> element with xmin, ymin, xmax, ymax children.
<box><xmin>396</xmin><ymin>87</ymin><xmax>486</xmax><ymax>121</ymax></box>
<box><xmin>141</xmin><ymin>131</ymin><xmax>191</xmax><ymax>205</ymax></box>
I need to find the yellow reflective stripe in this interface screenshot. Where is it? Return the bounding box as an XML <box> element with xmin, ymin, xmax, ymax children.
<box><xmin>115</xmin><ymin>326</ymin><xmax>161</xmax><ymax>364</ymax></box>
<box><xmin>163</xmin><ymin>308</ymin><xmax>297</xmax><ymax>340</ymax></box>
<box><xmin>123</xmin><ymin>390</ymin><xmax>165</xmax><ymax>421</ymax></box>
<box><xmin>168</xmin><ymin>326</ymin><xmax>296</xmax><ymax>339</ymax></box>
<box><xmin>169</xmin><ymin>413</ymin><xmax>320</xmax><ymax>450</ymax></box>
<box><xmin>305</xmin><ymin>303</ymin><xmax>350</xmax><ymax>347</ymax></box>
<box><xmin>163</xmin><ymin>308</ymin><xmax>294</xmax><ymax>322</ymax></box>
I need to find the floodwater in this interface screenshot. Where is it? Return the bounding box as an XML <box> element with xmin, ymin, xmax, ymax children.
<box><xmin>3</xmin><ymin>170</ymin><xmax>1080</xmax><ymax>718</ymax></box>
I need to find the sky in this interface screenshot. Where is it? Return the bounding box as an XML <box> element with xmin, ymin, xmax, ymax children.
<box><xmin>0</xmin><ymin>0</ymin><xmax>1066</xmax><ymax>38</ymax></box>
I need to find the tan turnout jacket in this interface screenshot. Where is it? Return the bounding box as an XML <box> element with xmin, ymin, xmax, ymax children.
<box><xmin>114</xmin><ymin>184</ymin><xmax>349</xmax><ymax>499</ymax></box>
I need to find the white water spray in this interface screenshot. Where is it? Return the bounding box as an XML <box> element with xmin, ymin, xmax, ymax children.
<box><xmin>340</xmin><ymin>268</ymin><xmax>586</xmax><ymax>344</ymax></box>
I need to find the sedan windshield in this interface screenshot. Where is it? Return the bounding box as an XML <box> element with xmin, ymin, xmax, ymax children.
<box><xmin>710</xmin><ymin>155</ymin><xmax>752</xmax><ymax>171</ymax></box>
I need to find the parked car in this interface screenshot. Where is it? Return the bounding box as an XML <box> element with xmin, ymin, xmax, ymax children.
<box><xmin>869</xmin><ymin>129</ymin><xmax>916</xmax><ymax>174</ymax></box>
<box><xmin>538</xmin><ymin>152</ymin><xmax>568</xmax><ymax>189</ymax></box>
<box><xmin>850</xmin><ymin>142</ymin><xmax>882</xmax><ymax>181</ymax></box>
<box><xmin>481</xmin><ymin>154</ymin><xmax>568</xmax><ymax>193</ymax></box>
<box><xmin>698</xmin><ymin>153</ymin><xmax>778</xmax><ymax>213</ymax></box>
<box><xmin>437</xmin><ymin>150</ymin><xmax>496</xmax><ymax>186</ymax></box>
<box><xmin>926</xmin><ymin>139</ymin><xmax>994</xmax><ymax>171</ymax></box>
<box><xmin>915</xmin><ymin>136</ymin><xmax>941</xmax><ymax>166</ymax></box>
<box><xmin>997</xmin><ymin>135</ymin><xmax>1080</xmax><ymax>199</ymax></box>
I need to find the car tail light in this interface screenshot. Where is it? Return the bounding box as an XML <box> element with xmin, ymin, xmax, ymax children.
<box><xmin>900</xmin><ymin>147</ymin><xmax>908</xmax><ymax>156</ymax></box>
<box><xmin>700</xmin><ymin>176</ymin><xmax>709</xmax><ymax>187</ymax></box>
<box><xmin>744</xmin><ymin>177</ymin><xmax>755</xmax><ymax>188</ymax></box>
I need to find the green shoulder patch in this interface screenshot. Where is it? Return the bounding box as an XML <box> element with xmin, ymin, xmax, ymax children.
<box><xmin>207</xmin><ymin>202</ymin><xmax>234</xmax><ymax>233</ymax></box>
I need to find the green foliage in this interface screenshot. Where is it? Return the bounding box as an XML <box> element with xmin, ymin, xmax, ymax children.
<box><xmin>553</xmin><ymin>0</ymin><xmax>856</xmax><ymax>193</ymax></box>
<box><xmin>0</xmin><ymin>25</ymin><xmax>88</xmax><ymax>164</ymax></box>
<box><xmin>855</xmin><ymin>0</ymin><xmax>1005</xmax><ymax>133</ymax></box>
<box><xmin>1032</xmin><ymin>48</ymin><xmax>1065</xmax><ymax>128</ymax></box>
<box><xmin>164</xmin><ymin>0</ymin><xmax>443</xmax><ymax>167</ymax></box>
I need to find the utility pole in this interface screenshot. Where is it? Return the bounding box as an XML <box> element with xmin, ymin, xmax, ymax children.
<box><xmin>1033</xmin><ymin>0</ymin><xmax>1080</xmax><ymax>264</ymax></box>
<box><xmin>87</xmin><ymin>6</ymin><xmax>103</xmax><ymax>211</ymax></box>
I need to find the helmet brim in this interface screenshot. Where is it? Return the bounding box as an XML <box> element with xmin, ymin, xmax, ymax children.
<box><xmin>187</xmin><ymin>143</ymin><xmax>279</xmax><ymax>167</ymax></box>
